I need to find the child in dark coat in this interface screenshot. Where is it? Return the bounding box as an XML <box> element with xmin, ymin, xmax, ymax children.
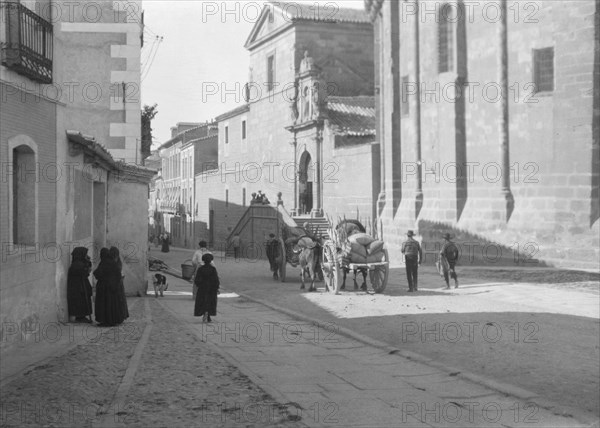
<box><xmin>194</xmin><ymin>253</ymin><xmax>220</xmax><ymax>322</ymax></box>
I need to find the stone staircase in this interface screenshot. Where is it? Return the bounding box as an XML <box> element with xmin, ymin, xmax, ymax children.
<box><xmin>292</xmin><ymin>216</ymin><xmax>330</xmax><ymax>240</ymax></box>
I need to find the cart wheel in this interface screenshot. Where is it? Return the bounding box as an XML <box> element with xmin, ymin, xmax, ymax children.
<box><xmin>278</xmin><ymin>238</ymin><xmax>287</xmax><ymax>282</ymax></box>
<box><xmin>322</xmin><ymin>243</ymin><xmax>340</xmax><ymax>294</ymax></box>
<box><xmin>369</xmin><ymin>249</ymin><xmax>389</xmax><ymax>294</ymax></box>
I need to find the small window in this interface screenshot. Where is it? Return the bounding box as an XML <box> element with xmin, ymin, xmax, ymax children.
<box><xmin>401</xmin><ymin>75</ymin><xmax>410</xmax><ymax>116</ymax></box>
<box><xmin>533</xmin><ymin>47</ymin><xmax>554</xmax><ymax>93</ymax></box>
<box><xmin>438</xmin><ymin>3</ymin><xmax>454</xmax><ymax>73</ymax></box>
<box><xmin>242</xmin><ymin>120</ymin><xmax>246</xmax><ymax>140</ymax></box>
<box><xmin>267</xmin><ymin>54</ymin><xmax>275</xmax><ymax>92</ymax></box>
<box><xmin>12</xmin><ymin>145</ymin><xmax>36</xmax><ymax>245</ymax></box>
<box><xmin>225</xmin><ymin>189</ymin><xmax>229</xmax><ymax>208</ymax></box>
<box><xmin>225</xmin><ymin>126</ymin><xmax>229</xmax><ymax>144</ymax></box>
<box><xmin>242</xmin><ymin>188</ymin><xmax>246</xmax><ymax>206</ymax></box>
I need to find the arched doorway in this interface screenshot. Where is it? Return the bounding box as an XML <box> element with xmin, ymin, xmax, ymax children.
<box><xmin>298</xmin><ymin>151</ymin><xmax>313</xmax><ymax>215</ymax></box>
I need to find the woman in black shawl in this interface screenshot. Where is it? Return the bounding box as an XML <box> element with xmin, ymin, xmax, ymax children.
<box><xmin>194</xmin><ymin>253</ymin><xmax>220</xmax><ymax>322</ymax></box>
<box><xmin>94</xmin><ymin>248</ymin><xmax>124</xmax><ymax>326</ymax></box>
<box><xmin>109</xmin><ymin>246</ymin><xmax>129</xmax><ymax>320</ymax></box>
<box><xmin>67</xmin><ymin>247</ymin><xmax>93</xmax><ymax>323</ymax></box>
<box><xmin>161</xmin><ymin>232</ymin><xmax>170</xmax><ymax>253</ymax></box>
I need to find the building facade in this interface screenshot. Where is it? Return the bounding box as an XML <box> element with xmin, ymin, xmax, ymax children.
<box><xmin>193</xmin><ymin>2</ymin><xmax>378</xmax><ymax>250</ymax></box>
<box><xmin>365</xmin><ymin>0</ymin><xmax>599</xmax><ymax>268</ymax></box>
<box><xmin>154</xmin><ymin>122</ymin><xmax>217</xmax><ymax>248</ymax></box>
<box><xmin>1</xmin><ymin>0</ymin><xmax>152</xmax><ymax>350</ymax></box>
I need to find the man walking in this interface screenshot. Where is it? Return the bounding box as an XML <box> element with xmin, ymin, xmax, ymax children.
<box><xmin>401</xmin><ymin>230</ymin><xmax>422</xmax><ymax>292</ymax></box>
<box><xmin>440</xmin><ymin>233</ymin><xmax>460</xmax><ymax>289</ymax></box>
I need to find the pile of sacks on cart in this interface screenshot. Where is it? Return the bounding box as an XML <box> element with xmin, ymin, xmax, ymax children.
<box><xmin>281</xmin><ymin>222</ymin><xmax>385</xmax><ymax>265</ymax></box>
<box><xmin>336</xmin><ymin>222</ymin><xmax>385</xmax><ymax>265</ymax></box>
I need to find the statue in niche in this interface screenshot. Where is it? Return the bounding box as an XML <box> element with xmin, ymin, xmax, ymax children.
<box><xmin>299</xmin><ymin>50</ymin><xmax>314</xmax><ymax>74</ymax></box>
<box><xmin>311</xmin><ymin>81</ymin><xmax>321</xmax><ymax>119</ymax></box>
<box><xmin>290</xmin><ymin>80</ymin><xmax>299</xmax><ymax>121</ymax></box>
<box><xmin>303</xmin><ymin>85</ymin><xmax>311</xmax><ymax>120</ymax></box>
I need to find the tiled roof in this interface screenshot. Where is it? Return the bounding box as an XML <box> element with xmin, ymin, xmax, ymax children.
<box><xmin>326</xmin><ymin>96</ymin><xmax>375</xmax><ymax>137</ymax></box>
<box><xmin>271</xmin><ymin>1</ymin><xmax>371</xmax><ymax>24</ymax></box>
<box><xmin>66</xmin><ymin>131</ymin><xmax>156</xmax><ymax>179</ymax></box>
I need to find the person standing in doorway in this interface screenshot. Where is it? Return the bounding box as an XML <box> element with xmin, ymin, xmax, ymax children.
<box><xmin>401</xmin><ymin>230</ymin><xmax>422</xmax><ymax>292</ymax></box>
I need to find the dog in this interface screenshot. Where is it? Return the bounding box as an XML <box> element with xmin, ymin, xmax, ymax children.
<box><xmin>153</xmin><ymin>273</ymin><xmax>168</xmax><ymax>297</ymax></box>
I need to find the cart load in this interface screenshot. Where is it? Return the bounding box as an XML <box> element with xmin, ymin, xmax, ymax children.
<box><xmin>321</xmin><ymin>219</ymin><xmax>390</xmax><ymax>294</ymax></box>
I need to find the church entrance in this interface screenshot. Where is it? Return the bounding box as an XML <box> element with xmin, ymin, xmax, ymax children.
<box><xmin>298</xmin><ymin>151</ymin><xmax>313</xmax><ymax>215</ymax></box>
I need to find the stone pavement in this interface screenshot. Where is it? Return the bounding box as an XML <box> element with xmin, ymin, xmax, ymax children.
<box><xmin>153</xmin><ymin>272</ymin><xmax>594</xmax><ymax>427</ymax></box>
<box><xmin>1</xmin><ymin>245</ymin><xmax>596</xmax><ymax>427</ymax></box>
<box><xmin>0</xmin><ymin>296</ymin><xmax>302</xmax><ymax>427</ymax></box>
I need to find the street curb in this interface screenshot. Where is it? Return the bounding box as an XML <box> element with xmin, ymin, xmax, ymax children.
<box><xmin>233</xmin><ymin>290</ymin><xmax>600</xmax><ymax>428</ymax></box>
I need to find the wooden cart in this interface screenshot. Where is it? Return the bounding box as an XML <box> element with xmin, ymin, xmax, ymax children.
<box><xmin>320</xmin><ymin>220</ymin><xmax>390</xmax><ymax>294</ymax></box>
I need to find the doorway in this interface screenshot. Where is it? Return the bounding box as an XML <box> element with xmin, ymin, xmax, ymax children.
<box><xmin>298</xmin><ymin>151</ymin><xmax>313</xmax><ymax>215</ymax></box>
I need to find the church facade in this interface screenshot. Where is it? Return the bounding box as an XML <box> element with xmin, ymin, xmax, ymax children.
<box><xmin>194</xmin><ymin>2</ymin><xmax>378</xmax><ymax>249</ymax></box>
<box><xmin>365</xmin><ymin>0</ymin><xmax>599</xmax><ymax>268</ymax></box>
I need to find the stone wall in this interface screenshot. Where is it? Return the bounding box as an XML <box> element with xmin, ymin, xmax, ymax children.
<box><xmin>377</xmin><ymin>0</ymin><xmax>599</xmax><ymax>269</ymax></box>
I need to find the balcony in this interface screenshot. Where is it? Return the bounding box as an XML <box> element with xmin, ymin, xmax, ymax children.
<box><xmin>1</xmin><ymin>2</ymin><xmax>53</xmax><ymax>83</ymax></box>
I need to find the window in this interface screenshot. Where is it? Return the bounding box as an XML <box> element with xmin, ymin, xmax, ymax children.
<box><xmin>533</xmin><ymin>47</ymin><xmax>554</xmax><ymax>93</ymax></box>
<box><xmin>241</xmin><ymin>120</ymin><xmax>246</xmax><ymax>140</ymax></box>
<box><xmin>12</xmin><ymin>144</ymin><xmax>36</xmax><ymax>245</ymax></box>
<box><xmin>225</xmin><ymin>126</ymin><xmax>229</xmax><ymax>144</ymax></box>
<box><xmin>225</xmin><ymin>189</ymin><xmax>229</xmax><ymax>208</ymax></box>
<box><xmin>438</xmin><ymin>3</ymin><xmax>454</xmax><ymax>73</ymax></box>
<box><xmin>242</xmin><ymin>188</ymin><xmax>246</xmax><ymax>206</ymax></box>
<box><xmin>267</xmin><ymin>54</ymin><xmax>275</xmax><ymax>91</ymax></box>
<box><xmin>401</xmin><ymin>75</ymin><xmax>410</xmax><ymax>116</ymax></box>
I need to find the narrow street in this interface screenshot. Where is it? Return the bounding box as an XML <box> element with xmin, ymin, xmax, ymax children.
<box><xmin>0</xmin><ymin>245</ymin><xmax>597</xmax><ymax>427</ymax></box>
<box><xmin>151</xmin><ymin>247</ymin><xmax>600</xmax><ymax>421</ymax></box>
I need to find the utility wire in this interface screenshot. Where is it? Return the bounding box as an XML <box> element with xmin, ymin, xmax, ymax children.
<box><xmin>142</xmin><ymin>36</ymin><xmax>164</xmax><ymax>81</ymax></box>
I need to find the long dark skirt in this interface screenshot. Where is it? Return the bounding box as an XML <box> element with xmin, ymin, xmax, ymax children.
<box><xmin>161</xmin><ymin>240</ymin><xmax>170</xmax><ymax>253</ymax></box>
<box><xmin>118</xmin><ymin>278</ymin><xmax>129</xmax><ymax>319</ymax></box>
<box><xmin>95</xmin><ymin>283</ymin><xmax>125</xmax><ymax>326</ymax></box>
<box><xmin>194</xmin><ymin>287</ymin><xmax>217</xmax><ymax>316</ymax></box>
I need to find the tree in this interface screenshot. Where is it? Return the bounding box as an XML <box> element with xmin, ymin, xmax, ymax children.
<box><xmin>141</xmin><ymin>103</ymin><xmax>158</xmax><ymax>162</ymax></box>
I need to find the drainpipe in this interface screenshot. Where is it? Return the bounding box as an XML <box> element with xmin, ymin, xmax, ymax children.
<box><xmin>499</xmin><ymin>0</ymin><xmax>514</xmax><ymax>219</ymax></box>
<box><xmin>414</xmin><ymin>0</ymin><xmax>423</xmax><ymax>217</ymax></box>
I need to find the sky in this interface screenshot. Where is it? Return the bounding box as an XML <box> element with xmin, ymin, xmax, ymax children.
<box><xmin>140</xmin><ymin>0</ymin><xmax>366</xmax><ymax>148</ymax></box>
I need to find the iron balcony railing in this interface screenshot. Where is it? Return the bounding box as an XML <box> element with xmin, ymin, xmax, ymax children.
<box><xmin>1</xmin><ymin>2</ymin><xmax>53</xmax><ymax>83</ymax></box>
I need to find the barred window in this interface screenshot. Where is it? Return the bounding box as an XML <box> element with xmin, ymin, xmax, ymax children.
<box><xmin>438</xmin><ymin>3</ymin><xmax>454</xmax><ymax>73</ymax></box>
<box><xmin>533</xmin><ymin>47</ymin><xmax>554</xmax><ymax>93</ymax></box>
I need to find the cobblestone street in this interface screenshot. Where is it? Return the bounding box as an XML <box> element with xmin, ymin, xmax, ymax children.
<box><xmin>1</xmin><ymin>246</ymin><xmax>598</xmax><ymax>427</ymax></box>
<box><xmin>0</xmin><ymin>297</ymin><xmax>301</xmax><ymax>427</ymax></box>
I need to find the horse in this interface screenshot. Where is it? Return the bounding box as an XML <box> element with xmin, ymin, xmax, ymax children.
<box><xmin>294</xmin><ymin>238</ymin><xmax>323</xmax><ymax>292</ymax></box>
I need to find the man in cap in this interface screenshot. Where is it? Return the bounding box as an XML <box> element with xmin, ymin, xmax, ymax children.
<box><xmin>401</xmin><ymin>230</ymin><xmax>422</xmax><ymax>292</ymax></box>
<box><xmin>440</xmin><ymin>233</ymin><xmax>459</xmax><ymax>289</ymax></box>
